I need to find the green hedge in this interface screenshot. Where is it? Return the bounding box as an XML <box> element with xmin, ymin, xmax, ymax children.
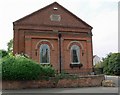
<box><xmin>1</xmin><ymin>55</ymin><xmax>55</xmax><ymax>80</ymax></box>
<box><xmin>41</xmin><ymin>65</ymin><xmax>55</xmax><ymax>77</ymax></box>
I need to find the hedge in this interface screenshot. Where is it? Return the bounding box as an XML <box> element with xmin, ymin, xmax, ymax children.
<box><xmin>1</xmin><ymin>55</ymin><xmax>55</xmax><ymax>80</ymax></box>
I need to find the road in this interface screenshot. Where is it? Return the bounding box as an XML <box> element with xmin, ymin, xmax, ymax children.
<box><xmin>118</xmin><ymin>76</ymin><xmax>120</xmax><ymax>87</ymax></box>
<box><xmin>2</xmin><ymin>87</ymin><xmax>118</xmax><ymax>94</ymax></box>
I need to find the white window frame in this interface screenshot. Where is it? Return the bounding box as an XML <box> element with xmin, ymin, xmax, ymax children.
<box><xmin>40</xmin><ymin>44</ymin><xmax>50</xmax><ymax>64</ymax></box>
<box><xmin>70</xmin><ymin>45</ymin><xmax>80</xmax><ymax>64</ymax></box>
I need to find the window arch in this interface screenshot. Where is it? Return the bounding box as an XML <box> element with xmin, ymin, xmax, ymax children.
<box><xmin>71</xmin><ymin>45</ymin><xmax>80</xmax><ymax>64</ymax></box>
<box><xmin>40</xmin><ymin>44</ymin><xmax>50</xmax><ymax>64</ymax></box>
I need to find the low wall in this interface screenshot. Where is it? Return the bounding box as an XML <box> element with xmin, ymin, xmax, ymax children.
<box><xmin>2</xmin><ymin>75</ymin><xmax>105</xmax><ymax>90</ymax></box>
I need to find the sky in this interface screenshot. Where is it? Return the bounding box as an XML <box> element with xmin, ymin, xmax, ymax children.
<box><xmin>0</xmin><ymin>0</ymin><xmax>118</xmax><ymax>58</ymax></box>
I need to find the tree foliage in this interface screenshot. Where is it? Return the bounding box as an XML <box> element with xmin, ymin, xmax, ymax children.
<box><xmin>0</xmin><ymin>39</ymin><xmax>13</xmax><ymax>58</ymax></box>
<box><xmin>0</xmin><ymin>50</ymin><xmax>8</xmax><ymax>58</ymax></box>
<box><xmin>94</xmin><ymin>62</ymin><xmax>102</xmax><ymax>68</ymax></box>
<box><xmin>7</xmin><ymin>39</ymin><xmax>13</xmax><ymax>54</ymax></box>
<box><xmin>102</xmin><ymin>53</ymin><xmax>120</xmax><ymax>75</ymax></box>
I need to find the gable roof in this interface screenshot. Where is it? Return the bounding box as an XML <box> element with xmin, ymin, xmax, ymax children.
<box><xmin>14</xmin><ymin>2</ymin><xmax>92</xmax><ymax>29</ymax></box>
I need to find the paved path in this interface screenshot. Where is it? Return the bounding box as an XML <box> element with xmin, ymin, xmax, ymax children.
<box><xmin>2</xmin><ymin>87</ymin><xmax>118</xmax><ymax>94</ymax></box>
<box><xmin>105</xmin><ymin>75</ymin><xmax>120</xmax><ymax>87</ymax></box>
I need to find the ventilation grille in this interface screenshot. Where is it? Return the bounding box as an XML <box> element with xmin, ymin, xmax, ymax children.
<box><xmin>50</xmin><ymin>14</ymin><xmax>61</xmax><ymax>21</ymax></box>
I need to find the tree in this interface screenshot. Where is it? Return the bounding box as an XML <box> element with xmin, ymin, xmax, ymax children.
<box><xmin>102</xmin><ymin>53</ymin><xmax>120</xmax><ymax>75</ymax></box>
<box><xmin>0</xmin><ymin>50</ymin><xmax>8</xmax><ymax>58</ymax></box>
<box><xmin>0</xmin><ymin>39</ymin><xmax>13</xmax><ymax>58</ymax></box>
<box><xmin>7</xmin><ymin>39</ymin><xmax>13</xmax><ymax>54</ymax></box>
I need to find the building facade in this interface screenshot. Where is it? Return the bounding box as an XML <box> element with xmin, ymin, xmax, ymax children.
<box><xmin>93</xmin><ymin>55</ymin><xmax>101</xmax><ymax>66</ymax></box>
<box><xmin>13</xmin><ymin>2</ymin><xmax>93</xmax><ymax>73</ymax></box>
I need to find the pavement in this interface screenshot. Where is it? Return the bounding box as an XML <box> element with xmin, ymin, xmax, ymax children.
<box><xmin>105</xmin><ymin>75</ymin><xmax>120</xmax><ymax>87</ymax></box>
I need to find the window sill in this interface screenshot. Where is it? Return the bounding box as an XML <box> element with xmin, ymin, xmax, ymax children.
<box><xmin>40</xmin><ymin>63</ymin><xmax>50</xmax><ymax>64</ymax></box>
<box><xmin>71</xmin><ymin>62</ymin><xmax>80</xmax><ymax>64</ymax></box>
<box><xmin>70</xmin><ymin>63</ymin><xmax>83</xmax><ymax>68</ymax></box>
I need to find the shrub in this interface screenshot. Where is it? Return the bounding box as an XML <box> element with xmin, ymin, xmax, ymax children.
<box><xmin>1</xmin><ymin>55</ymin><xmax>56</xmax><ymax>80</ymax></box>
<box><xmin>55</xmin><ymin>71</ymin><xmax>78</xmax><ymax>80</ymax></box>
<box><xmin>1</xmin><ymin>55</ymin><xmax>43</xmax><ymax>80</ymax></box>
<box><xmin>102</xmin><ymin>53</ymin><xmax>120</xmax><ymax>75</ymax></box>
<box><xmin>41</xmin><ymin>65</ymin><xmax>56</xmax><ymax>77</ymax></box>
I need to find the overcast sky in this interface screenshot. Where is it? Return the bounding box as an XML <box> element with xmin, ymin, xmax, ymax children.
<box><xmin>0</xmin><ymin>0</ymin><xmax>118</xmax><ymax>58</ymax></box>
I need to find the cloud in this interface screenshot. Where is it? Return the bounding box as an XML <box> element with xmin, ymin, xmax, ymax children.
<box><xmin>0</xmin><ymin>0</ymin><xmax>118</xmax><ymax>58</ymax></box>
<box><xmin>91</xmin><ymin>10</ymin><xmax>118</xmax><ymax>57</ymax></box>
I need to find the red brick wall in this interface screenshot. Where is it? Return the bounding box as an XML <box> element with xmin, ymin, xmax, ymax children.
<box><xmin>13</xmin><ymin>2</ymin><xmax>93</xmax><ymax>73</ymax></box>
<box><xmin>13</xmin><ymin>29</ymin><xmax>93</xmax><ymax>72</ymax></box>
<box><xmin>2</xmin><ymin>75</ymin><xmax>105</xmax><ymax>90</ymax></box>
<box><xmin>14</xmin><ymin>3</ymin><xmax>91</xmax><ymax>29</ymax></box>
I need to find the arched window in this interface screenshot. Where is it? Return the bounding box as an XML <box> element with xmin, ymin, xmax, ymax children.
<box><xmin>71</xmin><ymin>45</ymin><xmax>80</xmax><ymax>64</ymax></box>
<box><xmin>40</xmin><ymin>44</ymin><xmax>50</xmax><ymax>64</ymax></box>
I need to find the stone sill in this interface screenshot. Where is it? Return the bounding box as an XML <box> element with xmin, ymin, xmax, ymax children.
<box><xmin>70</xmin><ymin>63</ymin><xmax>83</xmax><ymax>68</ymax></box>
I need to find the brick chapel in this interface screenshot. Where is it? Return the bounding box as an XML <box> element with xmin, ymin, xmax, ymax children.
<box><xmin>13</xmin><ymin>2</ymin><xmax>93</xmax><ymax>73</ymax></box>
